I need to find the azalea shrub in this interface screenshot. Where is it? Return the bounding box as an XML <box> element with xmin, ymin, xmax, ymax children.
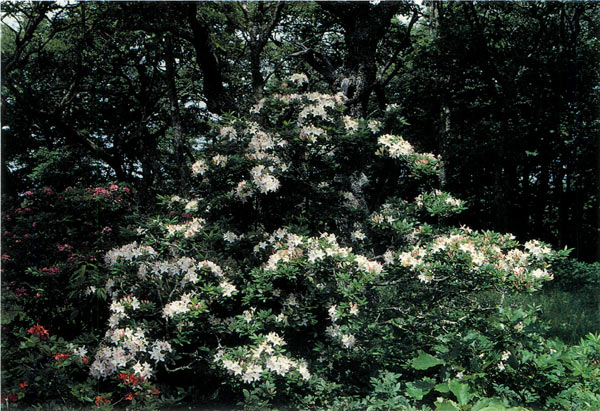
<box><xmin>1</xmin><ymin>185</ymin><xmax>138</xmax><ymax>407</ymax></box>
<box><xmin>79</xmin><ymin>76</ymin><xmax>597</xmax><ymax>410</ymax></box>
<box><xmin>3</xmin><ymin>76</ymin><xmax>599</xmax><ymax>410</ymax></box>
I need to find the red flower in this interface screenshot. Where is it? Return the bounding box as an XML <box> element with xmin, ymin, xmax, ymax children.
<box><xmin>92</xmin><ymin>187</ymin><xmax>111</xmax><ymax>198</ymax></box>
<box><xmin>14</xmin><ymin>286</ymin><xmax>28</xmax><ymax>297</ymax></box>
<box><xmin>152</xmin><ymin>387</ymin><xmax>160</xmax><ymax>395</ymax></box>
<box><xmin>82</xmin><ymin>356</ymin><xmax>89</xmax><ymax>364</ymax></box>
<box><xmin>27</xmin><ymin>324</ymin><xmax>49</xmax><ymax>339</ymax></box>
<box><xmin>95</xmin><ymin>395</ymin><xmax>110</xmax><ymax>406</ymax></box>
<box><xmin>109</xmin><ymin>184</ymin><xmax>119</xmax><ymax>191</ymax></box>
<box><xmin>19</xmin><ymin>381</ymin><xmax>27</xmax><ymax>390</ymax></box>
<box><xmin>41</xmin><ymin>266</ymin><xmax>60</xmax><ymax>275</ymax></box>
<box><xmin>53</xmin><ymin>353</ymin><xmax>70</xmax><ymax>361</ymax></box>
<box><xmin>118</xmin><ymin>373</ymin><xmax>143</xmax><ymax>385</ymax></box>
<box><xmin>24</xmin><ymin>190</ymin><xmax>33</xmax><ymax>196</ymax></box>
<box><xmin>42</xmin><ymin>187</ymin><xmax>54</xmax><ymax>195</ymax></box>
<box><xmin>4</xmin><ymin>392</ymin><xmax>17</xmax><ymax>402</ymax></box>
<box><xmin>57</xmin><ymin>243</ymin><xmax>73</xmax><ymax>252</ymax></box>
<box><xmin>125</xmin><ymin>392</ymin><xmax>135</xmax><ymax>401</ymax></box>
<box><xmin>1</xmin><ymin>254</ymin><xmax>10</xmax><ymax>261</ymax></box>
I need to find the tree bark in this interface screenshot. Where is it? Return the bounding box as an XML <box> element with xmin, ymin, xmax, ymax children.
<box><xmin>317</xmin><ymin>1</ymin><xmax>403</xmax><ymax>116</ymax></box>
<box><xmin>187</xmin><ymin>3</ymin><xmax>229</xmax><ymax>113</ymax></box>
<box><xmin>164</xmin><ymin>34</ymin><xmax>189</xmax><ymax>192</ymax></box>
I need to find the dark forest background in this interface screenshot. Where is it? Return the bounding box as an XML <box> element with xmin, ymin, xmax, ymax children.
<box><xmin>2</xmin><ymin>1</ymin><xmax>599</xmax><ymax>261</ymax></box>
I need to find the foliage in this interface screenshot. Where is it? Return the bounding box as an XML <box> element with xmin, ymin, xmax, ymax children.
<box><xmin>1</xmin><ymin>185</ymin><xmax>138</xmax><ymax>406</ymax></box>
<box><xmin>1</xmin><ymin>81</ymin><xmax>585</xmax><ymax>410</ymax></box>
<box><xmin>1</xmin><ymin>2</ymin><xmax>599</xmax><ymax>408</ymax></box>
<box><xmin>2</xmin><ymin>1</ymin><xmax>597</xmax><ymax>260</ymax></box>
<box><xmin>395</xmin><ymin>2</ymin><xmax>600</xmax><ymax>261</ymax></box>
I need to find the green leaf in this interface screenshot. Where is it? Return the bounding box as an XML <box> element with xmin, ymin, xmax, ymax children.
<box><xmin>472</xmin><ymin>398</ymin><xmax>516</xmax><ymax>411</ymax></box>
<box><xmin>405</xmin><ymin>379</ymin><xmax>435</xmax><ymax>400</ymax></box>
<box><xmin>411</xmin><ymin>350</ymin><xmax>445</xmax><ymax>370</ymax></box>
<box><xmin>435</xmin><ymin>398</ymin><xmax>460</xmax><ymax>411</ymax></box>
<box><xmin>448</xmin><ymin>379</ymin><xmax>473</xmax><ymax>406</ymax></box>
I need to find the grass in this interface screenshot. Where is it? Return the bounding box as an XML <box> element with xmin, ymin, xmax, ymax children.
<box><xmin>529</xmin><ymin>285</ymin><xmax>600</xmax><ymax>344</ymax></box>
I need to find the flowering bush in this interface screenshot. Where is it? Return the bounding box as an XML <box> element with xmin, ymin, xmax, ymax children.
<box><xmin>75</xmin><ymin>76</ymin><xmax>599</xmax><ymax>410</ymax></box>
<box><xmin>1</xmin><ymin>185</ymin><xmax>139</xmax><ymax>407</ymax></box>
<box><xmin>3</xmin><ymin>77</ymin><xmax>597</xmax><ymax>409</ymax></box>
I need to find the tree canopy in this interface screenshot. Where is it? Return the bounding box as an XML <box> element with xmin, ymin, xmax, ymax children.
<box><xmin>3</xmin><ymin>1</ymin><xmax>597</xmax><ymax>260</ymax></box>
<box><xmin>2</xmin><ymin>2</ymin><xmax>600</xmax><ymax>409</ymax></box>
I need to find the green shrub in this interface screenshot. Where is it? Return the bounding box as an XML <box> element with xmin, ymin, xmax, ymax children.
<box><xmin>3</xmin><ymin>76</ymin><xmax>597</xmax><ymax>410</ymax></box>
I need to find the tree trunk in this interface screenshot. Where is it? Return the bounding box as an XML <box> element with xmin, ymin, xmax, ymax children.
<box><xmin>317</xmin><ymin>1</ymin><xmax>402</xmax><ymax>117</ymax></box>
<box><xmin>187</xmin><ymin>3</ymin><xmax>229</xmax><ymax>113</ymax></box>
<box><xmin>164</xmin><ymin>34</ymin><xmax>189</xmax><ymax>192</ymax></box>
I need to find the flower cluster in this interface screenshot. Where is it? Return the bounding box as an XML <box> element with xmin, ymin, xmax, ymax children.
<box><xmin>214</xmin><ymin>332</ymin><xmax>311</xmax><ymax>384</ymax></box>
<box><xmin>370</xmin><ymin>200</ymin><xmax>409</xmax><ymax>230</ymax></box>
<box><xmin>27</xmin><ymin>324</ymin><xmax>50</xmax><ymax>339</ymax></box>
<box><xmin>219</xmin><ymin>126</ymin><xmax>238</xmax><ymax>141</ymax></box>
<box><xmin>105</xmin><ymin>242</ymin><xmax>156</xmax><ymax>266</ymax></box>
<box><xmin>95</xmin><ymin>396</ymin><xmax>110</xmax><ymax>406</ymax></box>
<box><xmin>253</xmin><ymin>91</ymin><xmax>345</xmax><ymax>126</ymax></box>
<box><xmin>89</xmin><ymin>184</ymin><xmax>130</xmax><ymax>200</ymax></box>
<box><xmin>250</xmin><ymin>165</ymin><xmax>280</xmax><ymax>194</ymax></box>
<box><xmin>137</xmin><ymin>257</ymin><xmax>194</xmax><ymax>285</ymax></box>
<box><xmin>211</xmin><ymin>154</ymin><xmax>228</xmax><ymax>167</ymax></box>
<box><xmin>288</xmin><ymin>72</ymin><xmax>308</xmax><ymax>86</ymax></box>
<box><xmin>191</xmin><ymin>159</ymin><xmax>208</xmax><ymax>176</ymax></box>
<box><xmin>68</xmin><ymin>343</ymin><xmax>89</xmax><ymax>363</ymax></box>
<box><xmin>118</xmin><ymin>372</ymin><xmax>145</xmax><ymax>386</ymax></box>
<box><xmin>164</xmin><ymin>217</ymin><xmax>205</xmax><ymax>238</ymax></box>
<box><xmin>325</xmin><ymin>303</ymin><xmax>358</xmax><ymax>349</ymax></box>
<box><xmin>54</xmin><ymin>353</ymin><xmax>70</xmax><ymax>362</ymax></box>
<box><xmin>343</xmin><ymin>116</ymin><xmax>359</xmax><ymax>133</ymax></box>
<box><xmin>163</xmin><ymin>293</ymin><xmax>194</xmax><ymax>319</ymax></box>
<box><xmin>377</xmin><ymin>134</ymin><xmax>414</xmax><ymax>158</ymax></box>
<box><xmin>376</xmin><ymin>134</ymin><xmax>441</xmax><ymax>175</ymax></box>
<box><xmin>90</xmin><ymin>326</ymin><xmax>173</xmax><ymax>379</ymax></box>
<box><xmin>223</xmin><ymin>231</ymin><xmax>243</xmax><ymax>243</ymax></box>
<box><xmin>387</xmin><ymin>228</ymin><xmax>555</xmax><ymax>289</ymax></box>
<box><xmin>414</xmin><ymin>189</ymin><xmax>466</xmax><ymax>217</ymax></box>
<box><xmin>299</xmin><ymin>124</ymin><xmax>328</xmax><ymax>143</ymax></box>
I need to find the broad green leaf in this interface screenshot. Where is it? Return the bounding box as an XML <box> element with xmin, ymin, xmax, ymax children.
<box><xmin>411</xmin><ymin>350</ymin><xmax>445</xmax><ymax>370</ymax></box>
<box><xmin>471</xmin><ymin>397</ymin><xmax>506</xmax><ymax>411</ymax></box>
<box><xmin>435</xmin><ymin>382</ymin><xmax>450</xmax><ymax>393</ymax></box>
<box><xmin>435</xmin><ymin>398</ymin><xmax>460</xmax><ymax>411</ymax></box>
<box><xmin>448</xmin><ymin>379</ymin><xmax>473</xmax><ymax>406</ymax></box>
<box><xmin>405</xmin><ymin>379</ymin><xmax>435</xmax><ymax>400</ymax></box>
